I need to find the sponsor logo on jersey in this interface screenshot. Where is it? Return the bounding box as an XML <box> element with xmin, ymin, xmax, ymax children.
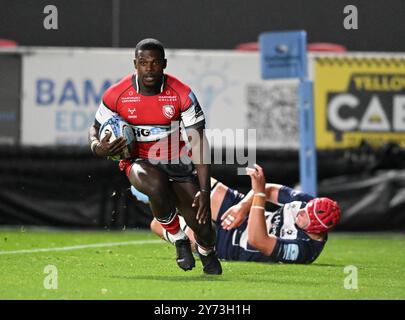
<box><xmin>279</xmin><ymin>201</ymin><xmax>300</xmax><ymax>239</ymax></box>
<box><xmin>281</xmin><ymin>229</ymin><xmax>295</xmax><ymax>237</ymax></box>
<box><xmin>283</xmin><ymin>244</ymin><xmax>299</xmax><ymax>261</ymax></box>
<box><xmin>194</xmin><ymin>103</ymin><xmax>203</xmax><ymax>119</ymax></box>
<box><xmin>127</xmin><ymin>107</ymin><xmax>137</xmax><ymax>119</ymax></box>
<box><xmin>162</xmin><ymin>105</ymin><xmax>175</xmax><ymax>119</ymax></box>
<box><xmin>133</xmin><ymin>126</ymin><xmax>170</xmax><ymax>141</ymax></box>
<box><xmin>188</xmin><ymin>91</ymin><xmax>203</xmax><ymax>119</ymax></box>
<box><xmin>283</xmin><ymin>229</ymin><xmax>294</xmax><ymax>236</ymax></box>
<box><xmin>158</xmin><ymin>96</ymin><xmax>178</xmax><ymax>102</ymax></box>
<box><xmin>121</xmin><ymin>96</ymin><xmax>140</xmax><ymax>103</ymax></box>
<box><xmin>269</xmin><ymin>212</ymin><xmax>282</xmax><ymax>236</ymax></box>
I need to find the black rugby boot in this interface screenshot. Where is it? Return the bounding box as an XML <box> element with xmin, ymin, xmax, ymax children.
<box><xmin>175</xmin><ymin>238</ymin><xmax>195</xmax><ymax>271</ymax></box>
<box><xmin>198</xmin><ymin>249</ymin><xmax>222</xmax><ymax>275</ymax></box>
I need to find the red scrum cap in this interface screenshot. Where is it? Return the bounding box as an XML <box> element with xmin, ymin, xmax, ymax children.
<box><xmin>304</xmin><ymin>198</ymin><xmax>341</xmax><ymax>234</ymax></box>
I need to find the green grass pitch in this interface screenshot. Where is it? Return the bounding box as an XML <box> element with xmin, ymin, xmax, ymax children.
<box><xmin>0</xmin><ymin>229</ymin><xmax>404</xmax><ymax>300</ymax></box>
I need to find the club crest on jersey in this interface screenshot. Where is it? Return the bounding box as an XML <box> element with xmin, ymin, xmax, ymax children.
<box><xmin>162</xmin><ymin>105</ymin><xmax>175</xmax><ymax>119</ymax></box>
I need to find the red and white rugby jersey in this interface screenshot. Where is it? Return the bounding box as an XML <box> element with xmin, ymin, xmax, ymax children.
<box><xmin>95</xmin><ymin>73</ymin><xmax>205</xmax><ymax>160</ymax></box>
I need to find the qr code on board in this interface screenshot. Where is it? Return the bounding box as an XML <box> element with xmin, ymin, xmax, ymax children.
<box><xmin>246</xmin><ymin>83</ymin><xmax>299</xmax><ymax>148</ymax></box>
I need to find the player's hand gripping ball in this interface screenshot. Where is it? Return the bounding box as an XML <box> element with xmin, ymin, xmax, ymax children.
<box><xmin>99</xmin><ymin>116</ymin><xmax>136</xmax><ymax>161</ymax></box>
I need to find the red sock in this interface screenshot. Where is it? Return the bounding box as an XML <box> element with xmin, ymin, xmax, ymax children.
<box><xmin>159</xmin><ymin>214</ymin><xmax>180</xmax><ymax>235</ymax></box>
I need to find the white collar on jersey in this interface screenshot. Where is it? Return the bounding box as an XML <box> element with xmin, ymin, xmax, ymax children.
<box><xmin>135</xmin><ymin>73</ymin><xmax>165</xmax><ymax>94</ymax></box>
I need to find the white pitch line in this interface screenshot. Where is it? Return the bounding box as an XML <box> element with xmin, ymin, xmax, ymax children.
<box><xmin>0</xmin><ymin>239</ymin><xmax>164</xmax><ymax>255</ymax></box>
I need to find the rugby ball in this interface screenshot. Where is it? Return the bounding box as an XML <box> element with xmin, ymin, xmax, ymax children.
<box><xmin>99</xmin><ymin>116</ymin><xmax>136</xmax><ymax>161</ymax></box>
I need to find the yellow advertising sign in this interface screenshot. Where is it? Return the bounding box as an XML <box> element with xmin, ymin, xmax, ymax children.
<box><xmin>314</xmin><ymin>57</ymin><xmax>405</xmax><ymax>149</ymax></box>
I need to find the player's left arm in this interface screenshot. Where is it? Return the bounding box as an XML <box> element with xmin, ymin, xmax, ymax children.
<box><xmin>181</xmin><ymin>89</ymin><xmax>211</xmax><ymax>224</ymax></box>
<box><xmin>186</xmin><ymin>123</ymin><xmax>211</xmax><ymax>224</ymax></box>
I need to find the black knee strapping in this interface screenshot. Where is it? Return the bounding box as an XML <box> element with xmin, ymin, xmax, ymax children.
<box><xmin>155</xmin><ymin>208</ymin><xmax>178</xmax><ymax>224</ymax></box>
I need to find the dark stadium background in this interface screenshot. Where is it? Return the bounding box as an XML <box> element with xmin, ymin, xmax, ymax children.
<box><xmin>2</xmin><ymin>0</ymin><xmax>404</xmax><ymax>52</ymax></box>
<box><xmin>1</xmin><ymin>0</ymin><xmax>405</xmax><ymax>231</ymax></box>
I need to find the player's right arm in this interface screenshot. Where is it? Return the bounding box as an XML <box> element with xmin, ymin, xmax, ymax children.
<box><xmin>88</xmin><ymin>89</ymin><xmax>127</xmax><ymax>157</ymax></box>
<box><xmin>88</xmin><ymin>119</ymin><xmax>127</xmax><ymax>157</ymax></box>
